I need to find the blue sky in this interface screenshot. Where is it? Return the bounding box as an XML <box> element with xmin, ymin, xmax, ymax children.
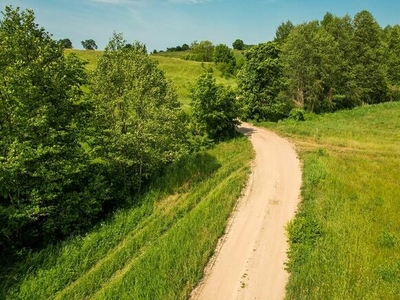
<box><xmin>5</xmin><ymin>0</ymin><xmax>400</xmax><ymax>51</ymax></box>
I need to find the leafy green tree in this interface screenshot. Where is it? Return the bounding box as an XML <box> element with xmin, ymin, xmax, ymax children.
<box><xmin>238</xmin><ymin>42</ymin><xmax>289</xmax><ymax>121</ymax></box>
<box><xmin>320</xmin><ymin>12</ymin><xmax>360</xmax><ymax>108</ymax></box>
<box><xmin>191</xmin><ymin>40</ymin><xmax>214</xmax><ymax>62</ymax></box>
<box><xmin>282</xmin><ymin>21</ymin><xmax>348</xmax><ymax>112</ymax></box>
<box><xmin>274</xmin><ymin>20</ymin><xmax>294</xmax><ymax>44</ymax></box>
<box><xmin>0</xmin><ymin>6</ymin><xmax>103</xmax><ymax>250</ymax></box>
<box><xmin>182</xmin><ymin>43</ymin><xmax>190</xmax><ymax>51</ymax></box>
<box><xmin>190</xmin><ymin>73</ymin><xmax>239</xmax><ymax>143</ymax></box>
<box><xmin>90</xmin><ymin>33</ymin><xmax>187</xmax><ymax>200</ymax></box>
<box><xmin>352</xmin><ymin>10</ymin><xmax>388</xmax><ymax>104</ymax></box>
<box><xmin>384</xmin><ymin>25</ymin><xmax>400</xmax><ymax>100</ymax></box>
<box><xmin>232</xmin><ymin>39</ymin><xmax>244</xmax><ymax>50</ymax></box>
<box><xmin>213</xmin><ymin>44</ymin><xmax>236</xmax><ymax>77</ymax></box>
<box><xmin>81</xmin><ymin>38</ymin><xmax>98</xmax><ymax>50</ymax></box>
<box><xmin>59</xmin><ymin>38</ymin><xmax>73</xmax><ymax>48</ymax></box>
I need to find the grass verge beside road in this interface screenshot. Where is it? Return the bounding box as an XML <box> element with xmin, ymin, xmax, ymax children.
<box><xmin>260</xmin><ymin>102</ymin><xmax>400</xmax><ymax>299</ymax></box>
<box><xmin>0</xmin><ymin>136</ymin><xmax>253</xmax><ymax>300</ymax></box>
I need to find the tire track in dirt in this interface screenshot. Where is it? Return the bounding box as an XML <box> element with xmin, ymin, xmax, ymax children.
<box><xmin>191</xmin><ymin>123</ymin><xmax>302</xmax><ymax>300</ymax></box>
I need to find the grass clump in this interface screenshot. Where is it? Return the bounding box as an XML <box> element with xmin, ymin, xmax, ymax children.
<box><xmin>262</xmin><ymin>102</ymin><xmax>400</xmax><ymax>299</ymax></box>
<box><xmin>0</xmin><ymin>136</ymin><xmax>253</xmax><ymax>300</ymax></box>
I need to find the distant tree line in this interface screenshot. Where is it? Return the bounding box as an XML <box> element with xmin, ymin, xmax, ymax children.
<box><xmin>58</xmin><ymin>38</ymin><xmax>99</xmax><ymax>50</ymax></box>
<box><xmin>165</xmin><ymin>43</ymin><xmax>190</xmax><ymax>52</ymax></box>
<box><xmin>0</xmin><ymin>6</ymin><xmax>239</xmax><ymax>255</ymax></box>
<box><xmin>238</xmin><ymin>11</ymin><xmax>400</xmax><ymax>121</ymax></box>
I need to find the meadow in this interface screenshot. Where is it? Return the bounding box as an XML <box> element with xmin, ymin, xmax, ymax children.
<box><xmin>65</xmin><ymin>49</ymin><xmax>238</xmax><ymax>111</ymax></box>
<box><xmin>0</xmin><ymin>137</ymin><xmax>253</xmax><ymax>299</ymax></box>
<box><xmin>260</xmin><ymin>102</ymin><xmax>400</xmax><ymax>299</ymax></box>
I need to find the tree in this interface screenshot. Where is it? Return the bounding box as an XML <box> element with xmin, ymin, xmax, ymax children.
<box><xmin>213</xmin><ymin>44</ymin><xmax>236</xmax><ymax>77</ymax></box>
<box><xmin>352</xmin><ymin>10</ymin><xmax>388</xmax><ymax>104</ymax></box>
<box><xmin>59</xmin><ymin>38</ymin><xmax>72</xmax><ymax>48</ymax></box>
<box><xmin>282</xmin><ymin>21</ymin><xmax>350</xmax><ymax>112</ymax></box>
<box><xmin>182</xmin><ymin>43</ymin><xmax>190</xmax><ymax>51</ymax></box>
<box><xmin>238</xmin><ymin>42</ymin><xmax>289</xmax><ymax>121</ymax></box>
<box><xmin>191</xmin><ymin>40</ymin><xmax>214</xmax><ymax>62</ymax></box>
<box><xmin>89</xmin><ymin>33</ymin><xmax>187</xmax><ymax>200</ymax></box>
<box><xmin>0</xmin><ymin>6</ymin><xmax>103</xmax><ymax>251</ymax></box>
<box><xmin>232</xmin><ymin>39</ymin><xmax>244</xmax><ymax>50</ymax></box>
<box><xmin>274</xmin><ymin>20</ymin><xmax>294</xmax><ymax>44</ymax></box>
<box><xmin>384</xmin><ymin>25</ymin><xmax>400</xmax><ymax>100</ymax></box>
<box><xmin>190</xmin><ymin>73</ymin><xmax>239</xmax><ymax>142</ymax></box>
<box><xmin>81</xmin><ymin>39</ymin><xmax>98</xmax><ymax>50</ymax></box>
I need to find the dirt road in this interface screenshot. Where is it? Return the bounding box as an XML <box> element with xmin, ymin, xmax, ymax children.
<box><xmin>191</xmin><ymin>123</ymin><xmax>302</xmax><ymax>300</ymax></box>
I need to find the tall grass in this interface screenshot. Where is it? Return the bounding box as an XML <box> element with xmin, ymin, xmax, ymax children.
<box><xmin>261</xmin><ymin>102</ymin><xmax>400</xmax><ymax>299</ymax></box>
<box><xmin>0</xmin><ymin>136</ymin><xmax>253</xmax><ymax>299</ymax></box>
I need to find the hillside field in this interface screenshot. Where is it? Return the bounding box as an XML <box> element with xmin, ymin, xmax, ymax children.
<box><xmin>65</xmin><ymin>49</ymin><xmax>238</xmax><ymax>111</ymax></box>
<box><xmin>260</xmin><ymin>102</ymin><xmax>400</xmax><ymax>299</ymax></box>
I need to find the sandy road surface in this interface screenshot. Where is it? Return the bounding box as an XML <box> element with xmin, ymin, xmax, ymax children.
<box><xmin>191</xmin><ymin>123</ymin><xmax>302</xmax><ymax>300</ymax></box>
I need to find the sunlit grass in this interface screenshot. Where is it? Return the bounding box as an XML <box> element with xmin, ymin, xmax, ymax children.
<box><xmin>260</xmin><ymin>102</ymin><xmax>400</xmax><ymax>299</ymax></box>
<box><xmin>1</xmin><ymin>137</ymin><xmax>253</xmax><ymax>299</ymax></box>
<box><xmin>65</xmin><ymin>49</ymin><xmax>237</xmax><ymax>112</ymax></box>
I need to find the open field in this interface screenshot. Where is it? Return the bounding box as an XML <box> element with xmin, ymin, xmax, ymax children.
<box><xmin>260</xmin><ymin>102</ymin><xmax>400</xmax><ymax>299</ymax></box>
<box><xmin>65</xmin><ymin>49</ymin><xmax>237</xmax><ymax>111</ymax></box>
<box><xmin>0</xmin><ymin>137</ymin><xmax>253</xmax><ymax>299</ymax></box>
<box><xmin>152</xmin><ymin>55</ymin><xmax>237</xmax><ymax>111</ymax></box>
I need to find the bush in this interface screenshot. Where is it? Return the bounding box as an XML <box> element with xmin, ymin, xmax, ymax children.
<box><xmin>288</xmin><ymin>108</ymin><xmax>306</xmax><ymax>121</ymax></box>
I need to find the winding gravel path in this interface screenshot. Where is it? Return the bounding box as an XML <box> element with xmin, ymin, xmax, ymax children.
<box><xmin>191</xmin><ymin>123</ymin><xmax>302</xmax><ymax>300</ymax></box>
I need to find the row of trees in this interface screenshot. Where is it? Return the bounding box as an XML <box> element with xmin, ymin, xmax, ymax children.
<box><xmin>59</xmin><ymin>38</ymin><xmax>98</xmax><ymax>50</ymax></box>
<box><xmin>238</xmin><ymin>11</ymin><xmax>400</xmax><ymax>120</ymax></box>
<box><xmin>0</xmin><ymin>6</ymin><xmax>238</xmax><ymax>254</ymax></box>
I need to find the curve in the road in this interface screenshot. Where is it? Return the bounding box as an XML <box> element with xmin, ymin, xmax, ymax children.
<box><xmin>191</xmin><ymin>123</ymin><xmax>302</xmax><ymax>300</ymax></box>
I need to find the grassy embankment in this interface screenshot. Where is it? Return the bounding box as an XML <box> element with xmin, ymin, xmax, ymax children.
<box><xmin>65</xmin><ymin>49</ymin><xmax>238</xmax><ymax>111</ymax></box>
<box><xmin>260</xmin><ymin>102</ymin><xmax>400</xmax><ymax>299</ymax></box>
<box><xmin>1</xmin><ymin>137</ymin><xmax>253</xmax><ymax>299</ymax></box>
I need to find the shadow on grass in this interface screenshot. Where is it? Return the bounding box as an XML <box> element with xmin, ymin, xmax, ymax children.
<box><xmin>0</xmin><ymin>151</ymin><xmax>220</xmax><ymax>299</ymax></box>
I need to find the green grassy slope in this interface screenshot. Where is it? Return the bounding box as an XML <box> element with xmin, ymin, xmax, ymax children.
<box><xmin>1</xmin><ymin>137</ymin><xmax>253</xmax><ymax>299</ymax></box>
<box><xmin>65</xmin><ymin>49</ymin><xmax>237</xmax><ymax>111</ymax></box>
<box><xmin>153</xmin><ymin>55</ymin><xmax>237</xmax><ymax>111</ymax></box>
<box><xmin>64</xmin><ymin>49</ymin><xmax>102</xmax><ymax>72</ymax></box>
<box><xmin>261</xmin><ymin>102</ymin><xmax>400</xmax><ymax>299</ymax></box>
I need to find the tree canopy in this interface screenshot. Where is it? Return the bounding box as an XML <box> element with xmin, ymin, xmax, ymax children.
<box><xmin>190</xmin><ymin>73</ymin><xmax>239</xmax><ymax>143</ymax></box>
<box><xmin>213</xmin><ymin>44</ymin><xmax>236</xmax><ymax>77</ymax></box>
<box><xmin>0</xmin><ymin>6</ymin><xmax>95</xmax><ymax>249</ymax></box>
<box><xmin>59</xmin><ymin>38</ymin><xmax>73</xmax><ymax>48</ymax></box>
<box><xmin>89</xmin><ymin>33</ymin><xmax>187</xmax><ymax>199</ymax></box>
<box><xmin>191</xmin><ymin>40</ymin><xmax>214</xmax><ymax>62</ymax></box>
<box><xmin>232</xmin><ymin>39</ymin><xmax>244</xmax><ymax>50</ymax></box>
<box><xmin>238</xmin><ymin>10</ymin><xmax>399</xmax><ymax>121</ymax></box>
<box><xmin>81</xmin><ymin>39</ymin><xmax>98</xmax><ymax>50</ymax></box>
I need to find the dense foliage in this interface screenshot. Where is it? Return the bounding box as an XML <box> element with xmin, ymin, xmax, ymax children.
<box><xmin>81</xmin><ymin>38</ymin><xmax>98</xmax><ymax>50</ymax></box>
<box><xmin>238</xmin><ymin>10</ymin><xmax>400</xmax><ymax>121</ymax></box>
<box><xmin>89</xmin><ymin>33</ymin><xmax>188</xmax><ymax>204</ymax></box>
<box><xmin>0</xmin><ymin>6</ymin><xmax>93</xmax><ymax>250</ymax></box>
<box><xmin>0</xmin><ymin>7</ymin><xmax>192</xmax><ymax>254</ymax></box>
<box><xmin>232</xmin><ymin>39</ymin><xmax>245</xmax><ymax>50</ymax></box>
<box><xmin>190</xmin><ymin>73</ymin><xmax>239</xmax><ymax>144</ymax></box>
<box><xmin>59</xmin><ymin>38</ymin><xmax>73</xmax><ymax>49</ymax></box>
<box><xmin>238</xmin><ymin>42</ymin><xmax>289</xmax><ymax>121</ymax></box>
<box><xmin>213</xmin><ymin>44</ymin><xmax>236</xmax><ymax>77</ymax></box>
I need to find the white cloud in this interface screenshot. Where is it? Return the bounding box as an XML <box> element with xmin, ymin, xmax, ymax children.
<box><xmin>90</xmin><ymin>0</ymin><xmax>146</xmax><ymax>5</ymax></box>
<box><xmin>168</xmin><ymin>0</ymin><xmax>210</xmax><ymax>4</ymax></box>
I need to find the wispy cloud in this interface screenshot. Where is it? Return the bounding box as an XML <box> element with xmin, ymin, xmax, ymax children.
<box><xmin>90</xmin><ymin>0</ymin><xmax>147</xmax><ymax>5</ymax></box>
<box><xmin>168</xmin><ymin>0</ymin><xmax>210</xmax><ymax>4</ymax></box>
